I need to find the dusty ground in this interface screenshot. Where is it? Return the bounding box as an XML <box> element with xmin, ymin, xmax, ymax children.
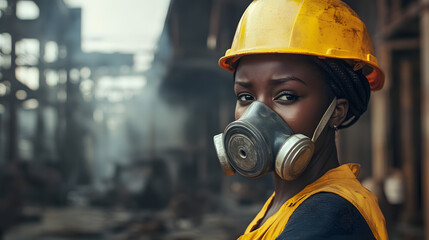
<box><xmin>4</xmin><ymin>204</ymin><xmax>260</xmax><ymax>240</ymax></box>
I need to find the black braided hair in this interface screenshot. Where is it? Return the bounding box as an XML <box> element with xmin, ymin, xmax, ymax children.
<box><xmin>312</xmin><ymin>57</ymin><xmax>371</xmax><ymax>129</ymax></box>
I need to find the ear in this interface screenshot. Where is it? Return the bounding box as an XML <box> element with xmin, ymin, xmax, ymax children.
<box><xmin>329</xmin><ymin>98</ymin><xmax>349</xmax><ymax>128</ymax></box>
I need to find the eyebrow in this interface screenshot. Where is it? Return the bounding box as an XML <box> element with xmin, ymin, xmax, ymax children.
<box><xmin>234</xmin><ymin>81</ymin><xmax>251</xmax><ymax>87</ymax></box>
<box><xmin>270</xmin><ymin>76</ymin><xmax>307</xmax><ymax>85</ymax></box>
<box><xmin>234</xmin><ymin>76</ymin><xmax>307</xmax><ymax>87</ymax></box>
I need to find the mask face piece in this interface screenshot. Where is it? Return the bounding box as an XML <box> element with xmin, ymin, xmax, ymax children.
<box><xmin>213</xmin><ymin>98</ymin><xmax>337</xmax><ymax>181</ymax></box>
<box><xmin>214</xmin><ymin>101</ymin><xmax>315</xmax><ymax>180</ymax></box>
<box><xmin>223</xmin><ymin>101</ymin><xmax>284</xmax><ymax>178</ymax></box>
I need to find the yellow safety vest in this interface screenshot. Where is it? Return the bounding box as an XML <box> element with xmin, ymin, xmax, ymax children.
<box><xmin>238</xmin><ymin>164</ymin><xmax>388</xmax><ymax>240</ymax></box>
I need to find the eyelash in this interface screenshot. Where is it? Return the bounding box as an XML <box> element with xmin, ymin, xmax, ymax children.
<box><xmin>275</xmin><ymin>91</ymin><xmax>299</xmax><ymax>103</ymax></box>
<box><xmin>236</xmin><ymin>91</ymin><xmax>299</xmax><ymax>104</ymax></box>
<box><xmin>236</xmin><ymin>93</ymin><xmax>254</xmax><ymax>103</ymax></box>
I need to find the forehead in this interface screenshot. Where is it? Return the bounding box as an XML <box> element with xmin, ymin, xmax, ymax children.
<box><xmin>235</xmin><ymin>54</ymin><xmax>327</xmax><ymax>86</ymax></box>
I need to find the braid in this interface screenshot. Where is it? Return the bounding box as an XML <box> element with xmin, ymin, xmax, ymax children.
<box><xmin>312</xmin><ymin>57</ymin><xmax>371</xmax><ymax>129</ymax></box>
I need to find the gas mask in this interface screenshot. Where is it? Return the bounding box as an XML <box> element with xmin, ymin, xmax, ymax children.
<box><xmin>213</xmin><ymin>98</ymin><xmax>337</xmax><ymax>181</ymax></box>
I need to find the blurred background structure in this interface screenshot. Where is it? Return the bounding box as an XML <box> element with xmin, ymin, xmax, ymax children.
<box><xmin>0</xmin><ymin>0</ymin><xmax>428</xmax><ymax>239</ymax></box>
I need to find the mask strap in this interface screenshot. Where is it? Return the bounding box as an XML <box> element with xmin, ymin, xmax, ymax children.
<box><xmin>311</xmin><ymin>97</ymin><xmax>337</xmax><ymax>142</ymax></box>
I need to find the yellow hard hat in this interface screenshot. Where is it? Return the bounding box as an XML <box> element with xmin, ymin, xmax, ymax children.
<box><xmin>219</xmin><ymin>0</ymin><xmax>384</xmax><ymax>91</ymax></box>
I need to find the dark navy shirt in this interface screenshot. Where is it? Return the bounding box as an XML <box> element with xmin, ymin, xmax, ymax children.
<box><xmin>275</xmin><ymin>192</ymin><xmax>376</xmax><ymax>240</ymax></box>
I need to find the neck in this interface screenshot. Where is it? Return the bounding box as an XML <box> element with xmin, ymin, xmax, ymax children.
<box><xmin>270</xmin><ymin>129</ymin><xmax>339</xmax><ymax>209</ymax></box>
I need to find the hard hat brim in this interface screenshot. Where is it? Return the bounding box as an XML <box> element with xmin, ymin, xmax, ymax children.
<box><xmin>219</xmin><ymin>51</ymin><xmax>385</xmax><ymax>91</ymax></box>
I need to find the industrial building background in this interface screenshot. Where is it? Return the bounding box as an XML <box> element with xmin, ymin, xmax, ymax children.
<box><xmin>0</xmin><ymin>0</ymin><xmax>428</xmax><ymax>239</ymax></box>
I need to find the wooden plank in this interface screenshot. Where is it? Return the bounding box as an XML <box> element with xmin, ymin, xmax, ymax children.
<box><xmin>386</xmin><ymin>38</ymin><xmax>420</xmax><ymax>50</ymax></box>
<box><xmin>377</xmin><ymin>1</ymin><xmax>421</xmax><ymax>40</ymax></box>
<box><xmin>371</xmin><ymin>43</ymin><xmax>390</xmax><ymax>182</ymax></box>
<box><xmin>371</xmin><ymin>0</ymin><xmax>391</xmax><ymax>183</ymax></box>
<box><xmin>207</xmin><ymin>0</ymin><xmax>221</xmax><ymax>50</ymax></box>
<box><xmin>377</xmin><ymin>0</ymin><xmax>388</xmax><ymax>31</ymax></box>
<box><xmin>7</xmin><ymin>0</ymin><xmax>18</xmax><ymax>162</ymax></box>
<box><xmin>392</xmin><ymin>0</ymin><xmax>402</xmax><ymax>20</ymax></box>
<box><xmin>421</xmin><ymin>0</ymin><xmax>429</xmax><ymax>238</ymax></box>
<box><xmin>399</xmin><ymin>59</ymin><xmax>416</xmax><ymax>221</ymax></box>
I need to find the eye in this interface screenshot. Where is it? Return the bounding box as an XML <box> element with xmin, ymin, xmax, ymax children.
<box><xmin>236</xmin><ymin>93</ymin><xmax>254</xmax><ymax>103</ymax></box>
<box><xmin>275</xmin><ymin>91</ymin><xmax>299</xmax><ymax>103</ymax></box>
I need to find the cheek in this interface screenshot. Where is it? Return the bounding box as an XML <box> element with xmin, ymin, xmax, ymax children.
<box><xmin>275</xmin><ymin>100</ymin><xmax>325</xmax><ymax>138</ymax></box>
<box><xmin>235</xmin><ymin>104</ymin><xmax>245</xmax><ymax>120</ymax></box>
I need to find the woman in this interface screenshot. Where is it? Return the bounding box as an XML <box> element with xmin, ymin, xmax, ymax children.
<box><xmin>213</xmin><ymin>0</ymin><xmax>388</xmax><ymax>239</ymax></box>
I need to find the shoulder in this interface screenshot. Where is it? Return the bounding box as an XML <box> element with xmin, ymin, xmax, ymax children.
<box><xmin>275</xmin><ymin>192</ymin><xmax>375</xmax><ymax>240</ymax></box>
